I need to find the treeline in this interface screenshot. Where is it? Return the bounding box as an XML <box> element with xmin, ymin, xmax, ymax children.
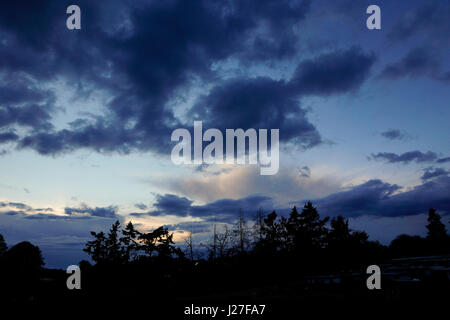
<box><xmin>390</xmin><ymin>208</ymin><xmax>450</xmax><ymax>257</ymax></box>
<box><xmin>81</xmin><ymin>202</ymin><xmax>450</xmax><ymax>267</ymax></box>
<box><xmin>73</xmin><ymin>202</ymin><xmax>449</xmax><ymax>302</ymax></box>
<box><xmin>0</xmin><ymin>202</ymin><xmax>448</xmax><ymax>303</ymax></box>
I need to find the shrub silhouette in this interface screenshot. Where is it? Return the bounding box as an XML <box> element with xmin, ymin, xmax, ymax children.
<box><xmin>2</xmin><ymin>241</ymin><xmax>44</xmax><ymax>300</ymax></box>
<box><xmin>0</xmin><ymin>234</ymin><xmax>7</xmax><ymax>257</ymax></box>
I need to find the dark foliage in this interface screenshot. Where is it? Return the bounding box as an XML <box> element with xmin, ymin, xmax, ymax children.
<box><xmin>0</xmin><ymin>241</ymin><xmax>44</xmax><ymax>301</ymax></box>
<box><xmin>0</xmin><ymin>204</ymin><xmax>448</xmax><ymax>309</ymax></box>
<box><xmin>0</xmin><ymin>234</ymin><xmax>7</xmax><ymax>257</ymax></box>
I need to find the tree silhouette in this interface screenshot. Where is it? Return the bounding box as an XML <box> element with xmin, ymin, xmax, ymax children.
<box><xmin>0</xmin><ymin>234</ymin><xmax>7</xmax><ymax>257</ymax></box>
<box><xmin>216</xmin><ymin>224</ymin><xmax>231</xmax><ymax>259</ymax></box>
<box><xmin>84</xmin><ymin>220</ymin><xmax>139</xmax><ymax>264</ymax></box>
<box><xmin>288</xmin><ymin>202</ymin><xmax>329</xmax><ymax>253</ymax></box>
<box><xmin>426</xmin><ymin>208</ymin><xmax>449</xmax><ymax>254</ymax></box>
<box><xmin>257</xmin><ymin>210</ymin><xmax>284</xmax><ymax>253</ymax></box>
<box><xmin>426</xmin><ymin>208</ymin><xmax>448</xmax><ymax>241</ymax></box>
<box><xmin>253</xmin><ymin>208</ymin><xmax>264</xmax><ymax>243</ymax></box>
<box><xmin>84</xmin><ymin>230</ymin><xmax>109</xmax><ymax>264</ymax></box>
<box><xmin>4</xmin><ymin>241</ymin><xmax>44</xmax><ymax>270</ymax></box>
<box><xmin>325</xmin><ymin>215</ymin><xmax>380</xmax><ymax>266</ymax></box>
<box><xmin>139</xmin><ymin>226</ymin><xmax>181</xmax><ymax>258</ymax></box>
<box><xmin>202</xmin><ymin>224</ymin><xmax>231</xmax><ymax>261</ymax></box>
<box><xmin>389</xmin><ymin>234</ymin><xmax>427</xmax><ymax>257</ymax></box>
<box><xmin>0</xmin><ymin>201</ymin><xmax>448</xmax><ymax>306</ymax></box>
<box><xmin>203</xmin><ymin>223</ymin><xmax>218</xmax><ymax>262</ymax></box>
<box><xmin>285</xmin><ymin>205</ymin><xmax>301</xmax><ymax>250</ymax></box>
<box><xmin>84</xmin><ymin>220</ymin><xmax>182</xmax><ymax>264</ymax></box>
<box><xmin>121</xmin><ymin>221</ymin><xmax>141</xmax><ymax>261</ymax></box>
<box><xmin>231</xmin><ymin>209</ymin><xmax>251</xmax><ymax>254</ymax></box>
<box><xmin>184</xmin><ymin>228</ymin><xmax>194</xmax><ymax>261</ymax></box>
<box><xmin>3</xmin><ymin>241</ymin><xmax>44</xmax><ymax>299</ymax></box>
<box><xmin>327</xmin><ymin>216</ymin><xmax>351</xmax><ymax>243</ymax></box>
<box><xmin>71</xmin><ymin>202</ymin><xmax>450</xmax><ymax>306</ymax></box>
<box><xmin>105</xmin><ymin>220</ymin><xmax>128</xmax><ymax>264</ymax></box>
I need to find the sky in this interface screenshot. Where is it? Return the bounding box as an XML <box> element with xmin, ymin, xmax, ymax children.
<box><xmin>0</xmin><ymin>0</ymin><xmax>449</xmax><ymax>268</ymax></box>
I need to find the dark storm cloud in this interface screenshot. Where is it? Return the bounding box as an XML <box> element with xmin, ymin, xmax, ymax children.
<box><xmin>313</xmin><ymin>176</ymin><xmax>450</xmax><ymax>218</ymax></box>
<box><xmin>379</xmin><ymin>47</ymin><xmax>449</xmax><ymax>82</ymax></box>
<box><xmin>2</xmin><ymin>210</ymin><xmax>26</xmax><ymax>216</ymax></box>
<box><xmin>190</xmin><ymin>195</ymin><xmax>275</xmax><ymax>222</ymax></box>
<box><xmin>0</xmin><ymin>201</ymin><xmax>32</xmax><ymax>211</ymax></box>
<box><xmin>134</xmin><ymin>203</ymin><xmax>148</xmax><ymax>211</ymax></box>
<box><xmin>0</xmin><ymin>42</ymin><xmax>58</xmax><ymax>143</ymax></box>
<box><xmin>64</xmin><ymin>204</ymin><xmax>118</xmax><ymax>218</ymax></box>
<box><xmin>0</xmin><ymin>76</ymin><xmax>55</xmax><ymax>134</ymax></box>
<box><xmin>0</xmin><ymin>0</ymin><xmax>374</xmax><ymax>156</ymax></box>
<box><xmin>145</xmin><ymin>175</ymin><xmax>450</xmax><ymax>222</ymax></box>
<box><xmin>290</xmin><ymin>47</ymin><xmax>375</xmax><ymax>96</ymax></box>
<box><xmin>389</xmin><ymin>1</ymin><xmax>450</xmax><ymax>42</ymax></box>
<box><xmin>437</xmin><ymin>157</ymin><xmax>450</xmax><ymax>164</ymax></box>
<box><xmin>165</xmin><ymin>221</ymin><xmax>211</xmax><ymax>235</ymax></box>
<box><xmin>0</xmin><ymin>104</ymin><xmax>54</xmax><ymax>131</ymax></box>
<box><xmin>119</xmin><ymin>0</ymin><xmax>311</xmax><ymax>98</ymax></box>
<box><xmin>0</xmin><ymin>77</ymin><xmax>49</xmax><ymax>105</ymax></box>
<box><xmin>384</xmin><ymin>1</ymin><xmax>450</xmax><ymax>83</ymax></box>
<box><xmin>188</xmin><ymin>77</ymin><xmax>322</xmax><ymax>148</ymax></box>
<box><xmin>0</xmin><ymin>205</ymin><xmax>83</xmax><ymax>220</ymax></box>
<box><xmin>380</xmin><ymin>129</ymin><xmax>407</xmax><ymax>141</ymax></box>
<box><xmin>0</xmin><ymin>0</ymin><xmax>109</xmax><ymax>80</ymax></box>
<box><xmin>35</xmin><ymin>208</ymin><xmax>54</xmax><ymax>212</ymax></box>
<box><xmin>23</xmin><ymin>213</ymin><xmax>91</xmax><ymax>220</ymax></box>
<box><xmin>189</xmin><ymin>47</ymin><xmax>374</xmax><ymax>148</ymax></box>
<box><xmin>312</xmin><ymin>179</ymin><xmax>401</xmax><ymax>218</ymax></box>
<box><xmin>141</xmin><ymin>194</ymin><xmax>274</xmax><ymax>223</ymax></box>
<box><xmin>0</xmin><ymin>202</ymin><xmax>63</xmax><ymax>219</ymax></box>
<box><xmin>130</xmin><ymin>193</ymin><xmax>192</xmax><ymax>217</ymax></box>
<box><xmin>18</xmin><ymin>120</ymin><xmax>142</xmax><ymax>155</ymax></box>
<box><xmin>0</xmin><ymin>200</ymin><xmax>121</xmax><ymax>220</ymax></box>
<box><xmin>1</xmin><ymin>0</ymin><xmax>312</xmax><ymax>155</ymax></box>
<box><xmin>152</xmin><ymin>194</ymin><xmax>193</xmax><ymax>216</ymax></box>
<box><xmin>370</xmin><ymin>151</ymin><xmax>440</xmax><ymax>164</ymax></box>
<box><xmin>421</xmin><ymin>167</ymin><xmax>449</xmax><ymax>181</ymax></box>
<box><xmin>237</xmin><ymin>0</ymin><xmax>311</xmax><ymax>62</ymax></box>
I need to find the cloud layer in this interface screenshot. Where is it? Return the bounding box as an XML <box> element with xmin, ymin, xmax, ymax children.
<box><xmin>0</xmin><ymin>0</ymin><xmax>379</xmax><ymax>157</ymax></box>
<box><xmin>370</xmin><ymin>151</ymin><xmax>450</xmax><ymax>164</ymax></box>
